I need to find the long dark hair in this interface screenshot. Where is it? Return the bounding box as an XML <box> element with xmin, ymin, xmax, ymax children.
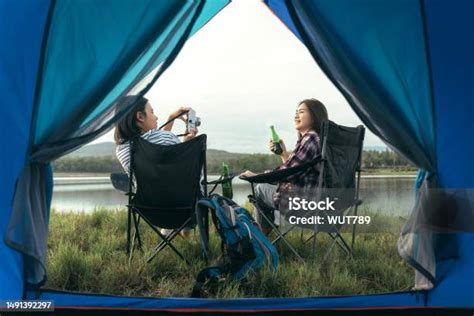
<box><xmin>297</xmin><ymin>98</ymin><xmax>328</xmax><ymax>139</ymax></box>
<box><xmin>114</xmin><ymin>95</ymin><xmax>149</xmax><ymax>144</ymax></box>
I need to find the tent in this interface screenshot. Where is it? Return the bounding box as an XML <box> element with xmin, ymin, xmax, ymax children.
<box><xmin>1</xmin><ymin>0</ymin><xmax>472</xmax><ymax>314</ymax></box>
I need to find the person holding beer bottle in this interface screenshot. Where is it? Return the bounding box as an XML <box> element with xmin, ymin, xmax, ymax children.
<box><xmin>269</xmin><ymin>125</ymin><xmax>287</xmax><ymax>161</ymax></box>
<box><xmin>239</xmin><ymin>99</ymin><xmax>328</xmax><ymax>234</ymax></box>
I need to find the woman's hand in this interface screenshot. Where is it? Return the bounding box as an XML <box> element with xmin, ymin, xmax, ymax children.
<box><xmin>162</xmin><ymin>106</ymin><xmax>190</xmax><ymax>131</ymax></box>
<box><xmin>173</xmin><ymin>106</ymin><xmax>190</xmax><ymax>122</ymax></box>
<box><xmin>268</xmin><ymin>139</ymin><xmax>276</xmax><ymax>153</ymax></box>
<box><xmin>239</xmin><ymin>170</ymin><xmax>257</xmax><ymax>178</ymax></box>
<box><xmin>269</xmin><ymin>139</ymin><xmax>289</xmax><ymax>163</ymax></box>
<box><xmin>183</xmin><ymin>127</ymin><xmax>198</xmax><ymax>142</ymax></box>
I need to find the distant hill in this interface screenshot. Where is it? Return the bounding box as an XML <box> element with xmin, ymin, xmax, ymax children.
<box><xmin>67</xmin><ymin>142</ymin><xmax>388</xmax><ymax>158</ymax></box>
<box><xmin>56</xmin><ymin>142</ymin><xmax>409</xmax><ymax>174</ymax></box>
<box><xmin>67</xmin><ymin>142</ymin><xmax>240</xmax><ymax>158</ymax></box>
<box><xmin>67</xmin><ymin>142</ymin><xmax>116</xmax><ymax>157</ymax></box>
<box><xmin>58</xmin><ymin>143</ymin><xmax>281</xmax><ymax>174</ymax></box>
<box><xmin>364</xmin><ymin>145</ymin><xmax>388</xmax><ymax>152</ymax></box>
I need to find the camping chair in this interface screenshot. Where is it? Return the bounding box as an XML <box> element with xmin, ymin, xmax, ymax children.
<box><xmin>242</xmin><ymin>120</ymin><xmax>365</xmax><ymax>262</ymax></box>
<box><xmin>110</xmin><ymin>172</ymin><xmax>143</xmax><ymax>256</ymax></box>
<box><xmin>113</xmin><ymin>134</ymin><xmax>208</xmax><ymax>265</ymax></box>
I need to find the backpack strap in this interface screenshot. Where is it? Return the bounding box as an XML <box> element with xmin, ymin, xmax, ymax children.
<box><xmin>195</xmin><ymin>196</ymin><xmax>231</xmax><ymax>260</ymax></box>
<box><xmin>195</xmin><ymin>199</ymin><xmax>215</xmax><ymax>260</ymax></box>
<box><xmin>191</xmin><ymin>266</ymin><xmax>228</xmax><ymax>298</ymax></box>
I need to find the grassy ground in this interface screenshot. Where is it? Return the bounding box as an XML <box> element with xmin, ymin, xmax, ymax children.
<box><xmin>47</xmin><ymin>206</ymin><xmax>413</xmax><ymax>298</ymax></box>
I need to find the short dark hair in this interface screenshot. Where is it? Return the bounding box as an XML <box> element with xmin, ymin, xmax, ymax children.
<box><xmin>297</xmin><ymin>98</ymin><xmax>328</xmax><ymax>137</ymax></box>
<box><xmin>114</xmin><ymin>95</ymin><xmax>149</xmax><ymax>144</ymax></box>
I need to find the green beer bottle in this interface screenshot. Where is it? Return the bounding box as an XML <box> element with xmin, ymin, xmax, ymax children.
<box><xmin>221</xmin><ymin>162</ymin><xmax>233</xmax><ymax>199</ymax></box>
<box><xmin>270</xmin><ymin>125</ymin><xmax>283</xmax><ymax>155</ymax></box>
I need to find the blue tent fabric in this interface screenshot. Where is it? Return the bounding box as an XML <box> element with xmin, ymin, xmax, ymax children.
<box><xmin>32</xmin><ymin>288</ymin><xmax>426</xmax><ymax>311</ymax></box>
<box><xmin>421</xmin><ymin>0</ymin><xmax>474</xmax><ymax>307</ymax></box>
<box><xmin>6</xmin><ymin>0</ymin><xmax>202</xmax><ymax>287</ymax></box>
<box><xmin>33</xmin><ymin>0</ymin><xmax>200</xmax><ymax>153</ymax></box>
<box><xmin>0</xmin><ymin>0</ymin><xmax>52</xmax><ymax>299</ymax></box>
<box><xmin>1</xmin><ymin>0</ymin><xmax>230</xmax><ymax>296</ymax></box>
<box><xmin>33</xmin><ymin>0</ymin><xmax>188</xmax><ymax>146</ymax></box>
<box><xmin>425</xmin><ymin>0</ymin><xmax>474</xmax><ymax>189</ymax></box>
<box><xmin>265</xmin><ymin>0</ymin><xmax>474</xmax><ymax>307</ymax></box>
<box><xmin>282</xmin><ymin>0</ymin><xmax>436</xmax><ymax>168</ymax></box>
<box><xmin>263</xmin><ymin>0</ymin><xmax>302</xmax><ymax>42</ymax></box>
<box><xmin>80</xmin><ymin>0</ymin><xmax>229</xmax><ymax>134</ymax></box>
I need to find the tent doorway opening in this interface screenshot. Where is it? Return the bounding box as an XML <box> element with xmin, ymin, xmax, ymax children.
<box><xmin>47</xmin><ymin>0</ymin><xmax>415</xmax><ymax>298</ymax></box>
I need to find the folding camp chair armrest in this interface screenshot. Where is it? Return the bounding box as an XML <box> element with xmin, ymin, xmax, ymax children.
<box><xmin>240</xmin><ymin>155</ymin><xmax>322</xmax><ymax>184</ymax></box>
<box><xmin>128</xmin><ymin>204</ymin><xmax>193</xmax><ymax>211</ymax></box>
<box><xmin>202</xmin><ymin>174</ymin><xmax>236</xmax><ymax>185</ymax></box>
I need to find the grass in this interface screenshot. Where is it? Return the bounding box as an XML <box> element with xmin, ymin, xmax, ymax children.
<box><xmin>46</xmin><ymin>206</ymin><xmax>413</xmax><ymax>298</ymax></box>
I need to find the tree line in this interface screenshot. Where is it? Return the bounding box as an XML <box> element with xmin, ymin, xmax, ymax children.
<box><xmin>53</xmin><ymin>149</ymin><xmax>415</xmax><ymax>175</ymax></box>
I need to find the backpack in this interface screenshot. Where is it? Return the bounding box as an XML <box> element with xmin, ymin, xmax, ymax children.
<box><xmin>193</xmin><ymin>194</ymin><xmax>279</xmax><ymax>297</ymax></box>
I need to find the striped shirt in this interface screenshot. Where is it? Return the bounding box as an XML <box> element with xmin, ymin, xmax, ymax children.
<box><xmin>116</xmin><ymin>129</ymin><xmax>180</xmax><ymax>173</ymax></box>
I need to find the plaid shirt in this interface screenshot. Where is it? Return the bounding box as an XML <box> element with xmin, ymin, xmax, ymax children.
<box><xmin>273</xmin><ymin>130</ymin><xmax>322</xmax><ymax>207</ymax></box>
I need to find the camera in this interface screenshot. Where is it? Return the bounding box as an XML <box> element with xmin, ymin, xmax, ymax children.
<box><xmin>187</xmin><ymin>109</ymin><xmax>201</xmax><ymax>133</ymax></box>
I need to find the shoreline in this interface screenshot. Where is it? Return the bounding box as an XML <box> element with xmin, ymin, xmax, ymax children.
<box><xmin>53</xmin><ymin>172</ymin><xmax>416</xmax><ymax>186</ymax></box>
<box><xmin>54</xmin><ymin>172</ymin><xmax>417</xmax><ymax>178</ymax></box>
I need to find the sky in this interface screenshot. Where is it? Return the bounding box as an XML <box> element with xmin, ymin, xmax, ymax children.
<box><xmin>94</xmin><ymin>0</ymin><xmax>385</xmax><ymax>153</ymax></box>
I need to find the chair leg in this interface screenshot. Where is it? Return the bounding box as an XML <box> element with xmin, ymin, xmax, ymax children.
<box><xmin>128</xmin><ymin>229</ymin><xmax>135</xmax><ymax>264</ymax></box>
<box><xmin>334</xmin><ymin>231</ymin><xmax>352</xmax><ymax>256</ymax></box>
<box><xmin>127</xmin><ymin>211</ymin><xmax>139</xmax><ymax>263</ymax></box>
<box><xmin>148</xmin><ymin>229</ymin><xmax>181</xmax><ymax>261</ymax></box>
<box><xmin>321</xmin><ymin>232</ymin><xmax>350</xmax><ymax>262</ymax></box>
<box><xmin>351</xmin><ymin>204</ymin><xmax>359</xmax><ymax>251</ymax></box>
<box><xmin>154</xmin><ymin>228</ymin><xmax>180</xmax><ymax>252</ymax></box>
<box><xmin>326</xmin><ymin>232</ymin><xmax>352</xmax><ymax>257</ymax></box>
<box><xmin>322</xmin><ymin>236</ymin><xmax>338</xmax><ymax>262</ymax></box>
<box><xmin>143</xmin><ymin>218</ymin><xmax>192</xmax><ymax>265</ymax></box>
<box><xmin>304</xmin><ymin>232</ymin><xmax>316</xmax><ymax>243</ymax></box>
<box><xmin>132</xmin><ymin>212</ymin><xmax>142</xmax><ymax>250</ymax></box>
<box><xmin>256</xmin><ymin>206</ymin><xmax>305</xmax><ymax>264</ymax></box>
<box><xmin>318</xmin><ymin>207</ymin><xmax>353</xmax><ymax>257</ymax></box>
<box><xmin>128</xmin><ymin>242</ymin><xmax>134</xmax><ymax>264</ymax></box>
<box><xmin>272</xmin><ymin>224</ymin><xmax>297</xmax><ymax>244</ymax></box>
<box><xmin>127</xmin><ymin>207</ymin><xmax>132</xmax><ymax>254</ymax></box>
<box><xmin>147</xmin><ymin>232</ymin><xmax>187</xmax><ymax>264</ymax></box>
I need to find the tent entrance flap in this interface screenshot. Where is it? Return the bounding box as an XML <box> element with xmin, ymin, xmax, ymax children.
<box><xmin>4</xmin><ymin>0</ymin><xmax>230</xmax><ymax>290</ymax></box>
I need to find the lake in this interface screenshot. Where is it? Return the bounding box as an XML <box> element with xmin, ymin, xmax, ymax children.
<box><xmin>52</xmin><ymin>175</ymin><xmax>416</xmax><ymax>216</ymax></box>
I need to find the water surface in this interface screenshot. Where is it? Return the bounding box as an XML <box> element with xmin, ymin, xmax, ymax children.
<box><xmin>52</xmin><ymin>176</ymin><xmax>415</xmax><ymax>216</ymax></box>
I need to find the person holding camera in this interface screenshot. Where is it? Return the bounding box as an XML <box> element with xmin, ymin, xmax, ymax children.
<box><xmin>114</xmin><ymin>95</ymin><xmax>198</xmax><ymax>173</ymax></box>
<box><xmin>114</xmin><ymin>95</ymin><xmax>198</xmax><ymax>237</ymax></box>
